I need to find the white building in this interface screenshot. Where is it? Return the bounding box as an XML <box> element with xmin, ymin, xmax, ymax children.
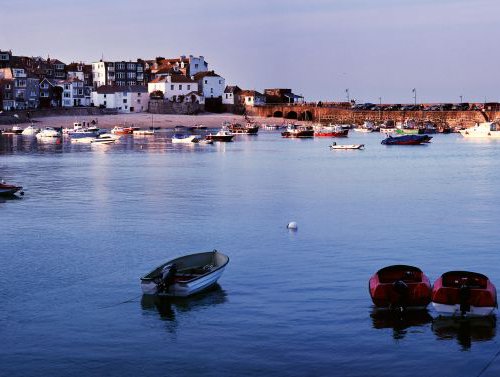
<box><xmin>148</xmin><ymin>74</ymin><xmax>199</xmax><ymax>102</ymax></box>
<box><xmin>222</xmin><ymin>85</ymin><xmax>242</xmax><ymax>105</ymax></box>
<box><xmin>240</xmin><ymin>90</ymin><xmax>266</xmax><ymax>106</ymax></box>
<box><xmin>91</xmin><ymin>85</ymin><xmax>149</xmax><ymax>113</ymax></box>
<box><xmin>192</xmin><ymin>71</ymin><xmax>225</xmax><ymax>99</ymax></box>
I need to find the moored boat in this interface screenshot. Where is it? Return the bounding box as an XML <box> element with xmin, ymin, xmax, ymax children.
<box><xmin>133</xmin><ymin>129</ymin><xmax>155</xmax><ymax>136</ymax></box>
<box><xmin>329</xmin><ymin>142</ymin><xmax>364</xmax><ymax>150</ymax></box>
<box><xmin>381</xmin><ymin>134</ymin><xmax>432</xmax><ymax>145</ymax></box>
<box><xmin>281</xmin><ymin>124</ymin><xmax>314</xmax><ymax>138</ymax></box>
<box><xmin>459</xmin><ymin>122</ymin><xmax>500</xmax><ymax>138</ymax></box>
<box><xmin>90</xmin><ymin>133</ymin><xmax>118</xmax><ymax>145</ymax></box>
<box><xmin>369</xmin><ymin>265</ymin><xmax>432</xmax><ymax>309</ymax></box>
<box><xmin>111</xmin><ymin>126</ymin><xmax>134</xmax><ymax>135</ymax></box>
<box><xmin>432</xmin><ymin>271</ymin><xmax>497</xmax><ymax>317</ymax></box>
<box><xmin>140</xmin><ymin>250</ymin><xmax>229</xmax><ymax>297</ymax></box>
<box><xmin>36</xmin><ymin>127</ymin><xmax>62</xmax><ymax>139</ymax></box>
<box><xmin>172</xmin><ymin>134</ymin><xmax>199</xmax><ymax>144</ymax></box>
<box><xmin>3</xmin><ymin>126</ymin><xmax>23</xmax><ymax>135</ymax></box>
<box><xmin>206</xmin><ymin>127</ymin><xmax>234</xmax><ymax>142</ymax></box>
<box><xmin>227</xmin><ymin>122</ymin><xmax>259</xmax><ymax>135</ymax></box>
<box><xmin>21</xmin><ymin>124</ymin><xmax>39</xmax><ymax>136</ymax></box>
<box><xmin>314</xmin><ymin>124</ymin><xmax>349</xmax><ymax>137</ymax></box>
<box><xmin>0</xmin><ymin>180</ymin><xmax>23</xmax><ymax>196</ymax></box>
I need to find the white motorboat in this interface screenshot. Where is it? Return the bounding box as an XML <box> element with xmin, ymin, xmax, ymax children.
<box><xmin>133</xmin><ymin>129</ymin><xmax>155</xmax><ymax>136</ymax></box>
<box><xmin>71</xmin><ymin>136</ymin><xmax>96</xmax><ymax>144</ymax></box>
<box><xmin>459</xmin><ymin>122</ymin><xmax>500</xmax><ymax>138</ymax></box>
<box><xmin>140</xmin><ymin>250</ymin><xmax>229</xmax><ymax>297</ymax></box>
<box><xmin>380</xmin><ymin>128</ymin><xmax>396</xmax><ymax>134</ymax></box>
<box><xmin>21</xmin><ymin>124</ymin><xmax>39</xmax><ymax>136</ymax></box>
<box><xmin>172</xmin><ymin>134</ymin><xmax>199</xmax><ymax>144</ymax></box>
<box><xmin>329</xmin><ymin>142</ymin><xmax>364</xmax><ymax>150</ymax></box>
<box><xmin>198</xmin><ymin>138</ymin><xmax>214</xmax><ymax>145</ymax></box>
<box><xmin>90</xmin><ymin>133</ymin><xmax>118</xmax><ymax>145</ymax></box>
<box><xmin>36</xmin><ymin>127</ymin><xmax>61</xmax><ymax>139</ymax></box>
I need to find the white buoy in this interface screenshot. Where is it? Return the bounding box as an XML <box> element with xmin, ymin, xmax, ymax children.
<box><xmin>287</xmin><ymin>221</ymin><xmax>298</xmax><ymax>230</ymax></box>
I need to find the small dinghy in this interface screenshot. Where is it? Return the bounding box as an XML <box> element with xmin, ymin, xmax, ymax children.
<box><xmin>329</xmin><ymin>142</ymin><xmax>364</xmax><ymax>150</ymax></box>
<box><xmin>171</xmin><ymin>134</ymin><xmax>199</xmax><ymax>144</ymax></box>
<box><xmin>432</xmin><ymin>271</ymin><xmax>497</xmax><ymax>317</ymax></box>
<box><xmin>369</xmin><ymin>265</ymin><xmax>432</xmax><ymax>309</ymax></box>
<box><xmin>0</xmin><ymin>180</ymin><xmax>23</xmax><ymax>196</ymax></box>
<box><xmin>141</xmin><ymin>250</ymin><xmax>229</xmax><ymax>297</ymax></box>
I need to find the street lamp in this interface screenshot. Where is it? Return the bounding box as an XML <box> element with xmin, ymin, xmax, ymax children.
<box><xmin>412</xmin><ymin>88</ymin><xmax>417</xmax><ymax>105</ymax></box>
<box><xmin>345</xmin><ymin>88</ymin><xmax>350</xmax><ymax>103</ymax></box>
<box><xmin>460</xmin><ymin>95</ymin><xmax>463</xmax><ymax>104</ymax></box>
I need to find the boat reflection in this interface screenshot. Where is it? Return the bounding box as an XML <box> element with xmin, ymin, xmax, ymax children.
<box><xmin>370</xmin><ymin>308</ymin><xmax>433</xmax><ymax>340</ymax></box>
<box><xmin>432</xmin><ymin>315</ymin><xmax>496</xmax><ymax>350</ymax></box>
<box><xmin>140</xmin><ymin>284</ymin><xmax>227</xmax><ymax>324</ymax></box>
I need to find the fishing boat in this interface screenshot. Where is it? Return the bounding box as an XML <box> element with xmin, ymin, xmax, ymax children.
<box><xmin>281</xmin><ymin>124</ymin><xmax>314</xmax><ymax>138</ymax></box>
<box><xmin>314</xmin><ymin>124</ymin><xmax>349</xmax><ymax>137</ymax></box>
<box><xmin>64</xmin><ymin>122</ymin><xmax>100</xmax><ymax>138</ymax></box>
<box><xmin>172</xmin><ymin>134</ymin><xmax>199</xmax><ymax>144</ymax></box>
<box><xmin>111</xmin><ymin>126</ymin><xmax>134</xmax><ymax>135</ymax></box>
<box><xmin>140</xmin><ymin>250</ymin><xmax>229</xmax><ymax>297</ymax></box>
<box><xmin>432</xmin><ymin>271</ymin><xmax>497</xmax><ymax>317</ymax></box>
<box><xmin>329</xmin><ymin>142</ymin><xmax>364</xmax><ymax>150</ymax></box>
<box><xmin>206</xmin><ymin>127</ymin><xmax>234</xmax><ymax>142</ymax></box>
<box><xmin>90</xmin><ymin>134</ymin><xmax>118</xmax><ymax>145</ymax></box>
<box><xmin>381</xmin><ymin>134</ymin><xmax>432</xmax><ymax>145</ymax></box>
<box><xmin>353</xmin><ymin>121</ymin><xmax>374</xmax><ymax>133</ymax></box>
<box><xmin>227</xmin><ymin>122</ymin><xmax>259</xmax><ymax>135</ymax></box>
<box><xmin>459</xmin><ymin>122</ymin><xmax>500</xmax><ymax>138</ymax></box>
<box><xmin>21</xmin><ymin>124</ymin><xmax>39</xmax><ymax>136</ymax></box>
<box><xmin>36</xmin><ymin>127</ymin><xmax>61</xmax><ymax>139</ymax></box>
<box><xmin>0</xmin><ymin>180</ymin><xmax>23</xmax><ymax>196</ymax></box>
<box><xmin>369</xmin><ymin>265</ymin><xmax>432</xmax><ymax>309</ymax></box>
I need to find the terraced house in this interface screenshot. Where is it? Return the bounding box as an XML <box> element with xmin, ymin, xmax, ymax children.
<box><xmin>92</xmin><ymin>59</ymin><xmax>146</xmax><ymax>88</ymax></box>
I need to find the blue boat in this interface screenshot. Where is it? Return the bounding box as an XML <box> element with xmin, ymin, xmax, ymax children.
<box><xmin>381</xmin><ymin>134</ymin><xmax>432</xmax><ymax>145</ymax></box>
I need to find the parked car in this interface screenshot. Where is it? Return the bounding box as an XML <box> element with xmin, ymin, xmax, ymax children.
<box><xmin>440</xmin><ymin>103</ymin><xmax>453</xmax><ymax>111</ymax></box>
<box><xmin>385</xmin><ymin>104</ymin><xmax>401</xmax><ymax>111</ymax></box>
<box><xmin>452</xmin><ymin>103</ymin><xmax>470</xmax><ymax>110</ymax></box>
<box><xmin>425</xmin><ymin>105</ymin><xmax>441</xmax><ymax>111</ymax></box>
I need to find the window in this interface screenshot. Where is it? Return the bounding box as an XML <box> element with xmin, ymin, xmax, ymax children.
<box><xmin>204</xmin><ymin>80</ymin><xmax>207</xmax><ymax>84</ymax></box>
<box><xmin>40</xmin><ymin>92</ymin><xmax>48</xmax><ymax>97</ymax></box>
<box><xmin>225</xmin><ymin>94</ymin><xmax>228</xmax><ymax>99</ymax></box>
<box><xmin>40</xmin><ymin>83</ymin><xmax>48</xmax><ymax>89</ymax></box>
<box><xmin>195</xmin><ymin>64</ymin><xmax>198</xmax><ymax>68</ymax></box>
<box><xmin>187</xmin><ymin>85</ymin><xmax>190</xmax><ymax>90</ymax></box>
<box><xmin>137</xmin><ymin>92</ymin><xmax>141</xmax><ymax>96</ymax></box>
<box><xmin>170</xmin><ymin>85</ymin><xmax>174</xmax><ymax>90</ymax></box>
<box><xmin>104</xmin><ymin>94</ymin><xmax>106</xmax><ymax>98</ymax></box>
<box><xmin>64</xmin><ymin>84</ymin><xmax>70</xmax><ymax>90</ymax></box>
<box><xmin>219</xmin><ymin>80</ymin><xmax>222</xmax><ymax>84</ymax></box>
<box><xmin>64</xmin><ymin>93</ymin><xmax>70</xmax><ymax>98</ymax></box>
<box><xmin>104</xmin><ymin>101</ymin><xmax>106</xmax><ymax>105</ymax></box>
<box><xmin>210</xmin><ymin>88</ymin><xmax>213</xmax><ymax>93</ymax></box>
<box><xmin>137</xmin><ymin>99</ymin><xmax>141</xmax><ymax>103</ymax></box>
<box><xmin>30</xmin><ymin>91</ymin><xmax>36</xmax><ymax>97</ymax></box>
<box><xmin>179</xmin><ymin>85</ymin><xmax>182</xmax><ymax>90</ymax></box>
<box><xmin>5</xmin><ymin>84</ymin><xmax>11</xmax><ymax>89</ymax></box>
<box><xmin>123</xmin><ymin>99</ymin><xmax>127</xmax><ymax>103</ymax></box>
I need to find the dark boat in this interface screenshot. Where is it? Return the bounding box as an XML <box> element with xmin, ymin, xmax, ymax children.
<box><xmin>432</xmin><ymin>271</ymin><xmax>497</xmax><ymax>317</ymax></box>
<box><xmin>381</xmin><ymin>134</ymin><xmax>432</xmax><ymax>145</ymax></box>
<box><xmin>281</xmin><ymin>124</ymin><xmax>314</xmax><ymax>138</ymax></box>
<box><xmin>369</xmin><ymin>265</ymin><xmax>432</xmax><ymax>309</ymax></box>
<box><xmin>205</xmin><ymin>127</ymin><xmax>234</xmax><ymax>142</ymax></box>
<box><xmin>228</xmin><ymin>123</ymin><xmax>259</xmax><ymax>135</ymax></box>
<box><xmin>0</xmin><ymin>181</ymin><xmax>23</xmax><ymax>196</ymax></box>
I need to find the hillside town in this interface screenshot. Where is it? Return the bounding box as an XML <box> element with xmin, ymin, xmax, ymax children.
<box><xmin>0</xmin><ymin>49</ymin><xmax>303</xmax><ymax>115</ymax></box>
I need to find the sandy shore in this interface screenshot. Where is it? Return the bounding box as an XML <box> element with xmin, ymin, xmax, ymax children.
<box><xmin>0</xmin><ymin>113</ymin><xmax>275</xmax><ymax>131</ymax></box>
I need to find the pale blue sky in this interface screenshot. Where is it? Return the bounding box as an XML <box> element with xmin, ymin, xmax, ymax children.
<box><xmin>1</xmin><ymin>0</ymin><xmax>499</xmax><ymax>103</ymax></box>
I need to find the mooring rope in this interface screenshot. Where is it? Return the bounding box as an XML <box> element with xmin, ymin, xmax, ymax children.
<box><xmin>476</xmin><ymin>347</ymin><xmax>500</xmax><ymax>377</ymax></box>
<box><xmin>97</xmin><ymin>294</ymin><xmax>142</xmax><ymax>309</ymax></box>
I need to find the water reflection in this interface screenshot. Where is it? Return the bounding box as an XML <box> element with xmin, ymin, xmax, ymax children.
<box><xmin>370</xmin><ymin>308</ymin><xmax>433</xmax><ymax>340</ymax></box>
<box><xmin>140</xmin><ymin>284</ymin><xmax>227</xmax><ymax>330</ymax></box>
<box><xmin>432</xmin><ymin>316</ymin><xmax>497</xmax><ymax>350</ymax></box>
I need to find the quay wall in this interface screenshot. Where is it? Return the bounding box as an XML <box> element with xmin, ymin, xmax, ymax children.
<box><xmin>247</xmin><ymin>104</ymin><xmax>500</xmax><ymax>127</ymax></box>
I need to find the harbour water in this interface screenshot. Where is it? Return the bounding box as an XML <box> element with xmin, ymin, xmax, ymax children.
<box><xmin>1</xmin><ymin>131</ymin><xmax>500</xmax><ymax>376</ymax></box>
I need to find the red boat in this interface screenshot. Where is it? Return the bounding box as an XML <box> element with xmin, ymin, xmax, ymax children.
<box><xmin>0</xmin><ymin>181</ymin><xmax>23</xmax><ymax>196</ymax></box>
<box><xmin>314</xmin><ymin>125</ymin><xmax>349</xmax><ymax>138</ymax></box>
<box><xmin>369</xmin><ymin>265</ymin><xmax>432</xmax><ymax>309</ymax></box>
<box><xmin>432</xmin><ymin>271</ymin><xmax>497</xmax><ymax>317</ymax></box>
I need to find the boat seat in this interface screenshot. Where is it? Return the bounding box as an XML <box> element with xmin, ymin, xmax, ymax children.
<box><xmin>442</xmin><ymin>275</ymin><xmax>487</xmax><ymax>289</ymax></box>
<box><xmin>379</xmin><ymin>270</ymin><xmax>421</xmax><ymax>284</ymax></box>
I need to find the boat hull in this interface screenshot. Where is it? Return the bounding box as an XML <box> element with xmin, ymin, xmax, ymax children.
<box><xmin>140</xmin><ymin>251</ymin><xmax>229</xmax><ymax>297</ymax></box>
<box><xmin>229</xmin><ymin>126</ymin><xmax>259</xmax><ymax>135</ymax></box>
<box><xmin>281</xmin><ymin>131</ymin><xmax>314</xmax><ymax>138</ymax></box>
<box><xmin>431</xmin><ymin>271</ymin><xmax>497</xmax><ymax>317</ymax></box>
<box><xmin>369</xmin><ymin>265</ymin><xmax>432</xmax><ymax>309</ymax></box>
<box><xmin>0</xmin><ymin>184</ymin><xmax>22</xmax><ymax>196</ymax></box>
<box><xmin>381</xmin><ymin>135</ymin><xmax>432</xmax><ymax>145</ymax></box>
<box><xmin>314</xmin><ymin>131</ymin><xmax>348</xmax><ymax>137</ymax></box>
<box><xmin>330</xmin><ymin>144</ymin><xmax>364</xmax><ymax>150</ymax></box>
<box><xmin>206</xmin><ymin>135</ymin><xmax>234</xmax><ymax>142</ymax></box>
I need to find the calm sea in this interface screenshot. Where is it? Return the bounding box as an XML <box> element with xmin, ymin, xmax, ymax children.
<box><xmin>1</xmin><ymin>130</ymin><xmax>500</xmax><ymax>377</ymax></box>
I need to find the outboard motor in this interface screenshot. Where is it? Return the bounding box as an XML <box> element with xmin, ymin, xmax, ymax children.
<box><xmin>459</xmin><ymin>284</ymin><xmax>471</xmax><ymax>316</ymax></box>
<box><xmin>156</xmin><ymin>264</ymin><xmax>177</xmax><ymax>294</ymax></box>
<box><xmin>392</xmin><ymin>280</ymin><xmax>409</xmax><ymax>309</ymax></box>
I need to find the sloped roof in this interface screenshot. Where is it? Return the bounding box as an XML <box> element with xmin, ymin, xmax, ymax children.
<box><xmin>170</xmin><ymin>74</ymin><xmax>195</xmax><ymax>83</ymax></box>
<box><xmin>193</xmin><ymin>70</ymin><xmax>221</xmax><ymax>80</ymax></box>
<box><xmin>224</xmin><ymin>85</ymin><xmax>241</xmax><ymax>94</ymax></box>
<box><xmin>240</xmin><ymin>90</ymin><xmax>264</xmax><ymax>97</ymax></box>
